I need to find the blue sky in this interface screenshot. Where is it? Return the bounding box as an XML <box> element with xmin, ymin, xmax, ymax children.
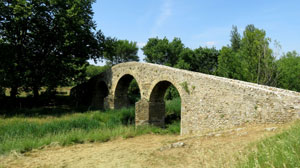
<box><xmin>90</xmin><ymin>0</ymin><xmax>300</xmax><ymax>65</ymax></box>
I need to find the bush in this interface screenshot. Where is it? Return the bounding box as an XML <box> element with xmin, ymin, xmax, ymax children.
<box><xmin>165</xmin><ymin>98</ymin><xmax>181</xmax><ymax>124</ymax></box>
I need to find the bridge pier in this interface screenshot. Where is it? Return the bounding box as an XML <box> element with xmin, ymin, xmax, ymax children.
<box><xmin>135</xmin><ymin>99</ymin><xmax>165</xmax><ymax>127</ymax></box>
<box><xmin>104</xmin><ymin>95</ymin><xmax>114</xmax><ymax>109</ymax></box>
<box><xmin>104</xmin><ymin>95</ymin><xmax>131</xmax><ymax>109</ymax></box>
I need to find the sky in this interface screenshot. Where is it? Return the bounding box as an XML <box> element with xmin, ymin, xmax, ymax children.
<box><xmin>90</xmin><ymin>0</ymin><xmax>300</xmax><ymax>65</ymax></box>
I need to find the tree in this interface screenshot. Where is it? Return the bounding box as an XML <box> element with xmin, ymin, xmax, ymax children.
<box><xmin>0</xmin><ymin>0</ymin><xmax>103</xmax><ymax>98</ymax></box>
<box><xmin>240</xmin><ymin>24</ymin><xmax>276</xmax><ymax>85</ymax></box>
<box><xmin>104</xmin><ymin>39</ymin><xmax>139</xmax><ymax>65</ymax></box>
<box><xmin>230</xmin><ymin>25</ymin><xmax>241</xmax><ymax>52</ymax></box>
<box><xmin>192</xmin><ymin>47</ymin><xmax>219</xmax><ymax>74</ymax></box>
<box><xmin>167</xmin><ymin>37</ymin><xmax>184</xmax><ymax>66</ymax></box>
<box><xmin>277</xmin><ymin>51</ymin><xmax>300</xmax><ymax>92</ymax></box>
<box><xmin>142</xmin><ymin>37</ymin><xmax>170</xmax><ymax>65</ymax></box>
<box><xmin>86</xmin><ymin>64</ymin><xmax>110</xmax><ymax>79</ymax></box>
<box><xmin>175</xmin><ymin>47</ymin><xmax>219</xmax><ymax>75</ymax></box>
<box><xmin>142</xmin><ymin>37</ymin><xmax>184</xmax><ymax>66</ymax></box>
<box><xmin>174</xmin><ymin>48</ymin><xmax>194</xmax><ymax>70</ymax></box>
<box><xmin>217</xmin><ymin>25</ymin><xmax>277</xmax><ymax>86</ymax></box>
<box><xmin>0</xmin><ymin>0</ymin><xmax>31</xmax><ymax>98</ymax></box>
<box><xmin>217</xmin><ymin>46</ymin><xmax>242</xmax><ymax>79</ymax></box>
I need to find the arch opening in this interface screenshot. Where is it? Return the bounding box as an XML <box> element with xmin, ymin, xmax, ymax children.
<box><xmin>149</xmin><ymin>81</ymin><xmax>181</xmax><ymax>128</ymax></box>
<box><xmin>114</xmin><ymin>74</ymin><xmax>141</xmax><ymax>109</ymax></box>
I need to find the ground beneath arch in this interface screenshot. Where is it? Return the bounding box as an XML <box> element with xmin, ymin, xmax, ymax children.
<box><xmin>0</xmin><ymin>123</ymin><xmax>287</xmax><ymax>168</ymax></box>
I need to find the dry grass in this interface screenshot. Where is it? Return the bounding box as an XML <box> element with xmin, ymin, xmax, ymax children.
<box><xmin>0</xmin><ymin>122</ymin><xmax>290</xmax><ymax>168</ymax></box>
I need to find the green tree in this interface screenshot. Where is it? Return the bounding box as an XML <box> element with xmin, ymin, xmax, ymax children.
<box><xmin>240</xmin><ymin>24</ymin><xmax>276</xmax><ymax>85</ymax></box>
<box><xmin>86</xmin><ymin>65</ymin><xmax>110</xmax><ymax>79</ymax></box>
<box><xmin>193</xmin><ymin>47</ymin><xmax>219</xmax><ymax>74</ymax></box>
<box><xmin>230</xmin><ymin>25</ymin><xmax>241</xmax><ymax>52</ymax></box>
<box><xmin>217</xmin><ymin>25</ymin><xmax>277</xmax><ymax>86</ymax></box>
<box><xmin>0</xmin><ymin>0</ymin><xmax>103</xmax><ymax>98</ymax></box>
<box><xmin>176</xmin><ymin>47</ymin><xmax>219</xmax><ymax>75</ymax></box>
<box><xmin>104</xmin><ymin>39</ymin><xmax>139</xmax><ymax>65</ymax></box>
<box><xmin>217</xmin><ymin>46</ymin><xmax>242</xmax><ymax>79</ymax></box>
<box><xmin>142</xmin><ymin>37</ymin><xmax>184</xmax><ymax>66</ymax></box>
<box><xmin>0</xmin><ymin>0</ymin><xmax>32</xmax><ymax>98</ymax></box>
<box><xmin>167</xmin><ymin>37</ymin><xmax>184</xmax><ymax>66</ymax></box>
<box><xmin>277</xmin><ymin>51</ymin><xmax>300</xmax><ymax>92</ymax></box>
<box><xmin>174</xmin><ymin>48</ymin><xmax>194</xmax><ymax>70</ymax></box>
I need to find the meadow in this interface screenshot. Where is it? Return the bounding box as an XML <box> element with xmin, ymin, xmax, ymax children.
<box><xmin>237</xmin><ymin>120</ymin><xmax>300</xmax><ymax>168</ymax></box>
<box><xmin>1</xmin><ymin>96</ymin><xmax>300</xmax><ymax>168</ymax></box>
<box><xmin>0</xmin><ymin>98</ymin><xmax>181</xmax><ymax>155</ymax></box>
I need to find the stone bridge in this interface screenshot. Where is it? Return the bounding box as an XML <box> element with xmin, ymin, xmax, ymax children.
<box><xmin>72</xmin><ymin>62</ymin><xmax>300</xmax><ymax>135</ymax></box>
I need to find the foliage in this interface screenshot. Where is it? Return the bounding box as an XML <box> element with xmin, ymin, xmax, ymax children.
<box><xmin>217</xmin><ymin>46</ymin><xmax>242</xmax><ymax>79</ymax></box>
<box><xmin>142</xmin><ymin>37</ymin><xmax>184</xmax><ymax>66</ymax></box>
<box><xmin>164</xmin><ymin>85</ymin><xmax>180</xmax><ymax>100</ymax></box>
<box><xmin>239</xmin><ymin>24</ymin><xmax>277</xmax><ymax>85</ymax></box>
<box><xmin>238</xmin><ymin>121</ymin><xmax>300</xmax><ymax>168</ymax></box>
<box><xmin>165</xmin><ymin>98</ymin><xmax>181</xmax><ymax>125</ymax></box>
<box><xmin>103</xmin><ymin>39</ymin><xmax>139</xmax><ymax>65</ymax></box>
<box><xmin>276</xmin><ymin>51</ymin><xmax>300</xmax><ymax>92</ymax></box>
<box><xmin>230</xmin><ymin>25</ymin><xmax>241</xmax><ymax>52</ymax></box>
<box><xmin>127</xmin><ymin>79</ymin><xmax>141</xmax><ymax>104</ymax></box>
<box><xmin>180</xmin><ymin>81</ymin><xmax>190</xmax><ymax>94</ymax></box>
<box><xmin>176</xmin><ymin>47</ymin><xmax>219</xmax><ymax>74</ymax></box>
<box><xmin>143</xmin><ymin>37</ymin><xmax>219</xmax><ymax>75</ymax></box>
<box><xmin>86</xmin><ymin>65</ymin><xmax>110</xmax><ymax>79</ymax></box>
<box><xmin>0</xmin><ymin>0</ymin><xmax>103</xmax><ymax>98</ymax></box>
<box><xmin>217</xmin><ymin>25</ymin><xmax>277</xmax><ymax>86</ymax></box>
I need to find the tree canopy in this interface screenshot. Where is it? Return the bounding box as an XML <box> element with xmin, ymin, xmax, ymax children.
<box><xmin>217</xmin><ymin>24</ymin><xmax>277</xmax><ymax>86</ymax></box>
<box><xmin>103</xmin><ymin>38</ymin><xmax>139</xmax><ymax>65</ymax></box>
<box><xmin>142</xmin><ymin>37</ymin><xmax>184</xmax><ymax>67</ymax></box>
<box><xmin>143</xmin><ymin>37</ymin><xmax>219</xmax><ymax>75</ymax></box>
<box><xmin>0</xmin><ymin>0</ymin><xmax>103</xmax><ymax>98</ymax></box>
<box><xmin>277</xmin><ymin>51</ymin><xmax>300</xmax><ymax>92</ymax></box>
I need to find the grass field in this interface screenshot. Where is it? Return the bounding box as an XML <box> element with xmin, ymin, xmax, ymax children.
<box><xmin>237</xmin><ymin>120</ymin><xmax>300</xmax><ymax>168</ymax></box>
<box><xmin>2</xmin><ymin>95</ymin><xmax>300</xmax><ymax>167</ymax></box>
<box><xmin>0</xmin><ymin>99</ymin><xmax>181</xmax><ymax>155</ymax></box>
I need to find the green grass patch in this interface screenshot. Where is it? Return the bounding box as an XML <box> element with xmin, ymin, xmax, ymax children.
<box><xmin>237</xmin><ymin>120</ymin><xmax>300</xmax><ymax>168</ymax></box>
<box><xmin>0</xmin><ymin>102</ymin><xmax>181</xmax><ymax>155</ymax></box>
<box><xmin>165</xmin><ymin>98</ymin><xmax>181</xmax><ymax>124</ymax></box>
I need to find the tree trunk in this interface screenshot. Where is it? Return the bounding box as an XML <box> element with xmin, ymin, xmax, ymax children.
<box><xmin>33</xmin><ymin>86</ymin><xmax>39</xmax><ymax>99</ymax></box>
<box><xmin>10</xmin><ymin>86</ymin><xmax>17</xmax><ymax>99</ymax></box>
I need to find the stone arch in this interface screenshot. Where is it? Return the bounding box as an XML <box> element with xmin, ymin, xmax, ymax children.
<box><xmin>148</xmin><ymin>80</ymin><xmax>182</xmax><ymax>127</ymax></box>
<box><xmin>113</xmin><ymin>74</ymin><xmax>141</xmax><ymax>109</ymax></box>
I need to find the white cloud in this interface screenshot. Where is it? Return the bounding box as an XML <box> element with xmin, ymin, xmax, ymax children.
<box><xmin>151</xmin><ymin>0</ymin><xmax>172</xmax><ymax>36</ymax></box>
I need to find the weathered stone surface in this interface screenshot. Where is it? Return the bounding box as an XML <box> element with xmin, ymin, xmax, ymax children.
<box><xmin>72</xmin><ymin>62</ymin><xmax>300</xmax><ymax>135</ymax></box>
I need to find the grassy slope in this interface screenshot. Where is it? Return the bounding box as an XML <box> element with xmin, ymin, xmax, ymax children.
<box><xmin>238</xmin><ymin>120</ymin><xmax>300</xmax><ymax>168</ymax></box>
<box><xmin>0</xmin><ymin>100</ymin><xmax>181</xmax><ymax>155</ymax></box>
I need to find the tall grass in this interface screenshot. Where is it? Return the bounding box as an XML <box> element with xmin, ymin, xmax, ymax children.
<box><xmin>0</xmin><ymin>100</ymin><xmax>181</xmax><ymax>155</ymax></box>
<box><xmin>165</xmin><ymin>98</ymin><xmax>181</xmax><ymax>124</ymax></box>
<box><xmin>238</xmin><ymin>120</ymin><xmax>300</xmax><ymax>168</ymax></box>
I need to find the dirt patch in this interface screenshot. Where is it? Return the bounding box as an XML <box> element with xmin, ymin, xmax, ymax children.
<box><xmin>0</xmin><ymin>123</ymin><xmax>289</xmax><ymax>168</ymax></box>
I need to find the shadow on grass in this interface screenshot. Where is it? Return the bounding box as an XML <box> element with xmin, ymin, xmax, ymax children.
<box><xmin>0</xmin><ymin>96</ymin><xmax>97</xmax><ymax>118</ymax></box>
